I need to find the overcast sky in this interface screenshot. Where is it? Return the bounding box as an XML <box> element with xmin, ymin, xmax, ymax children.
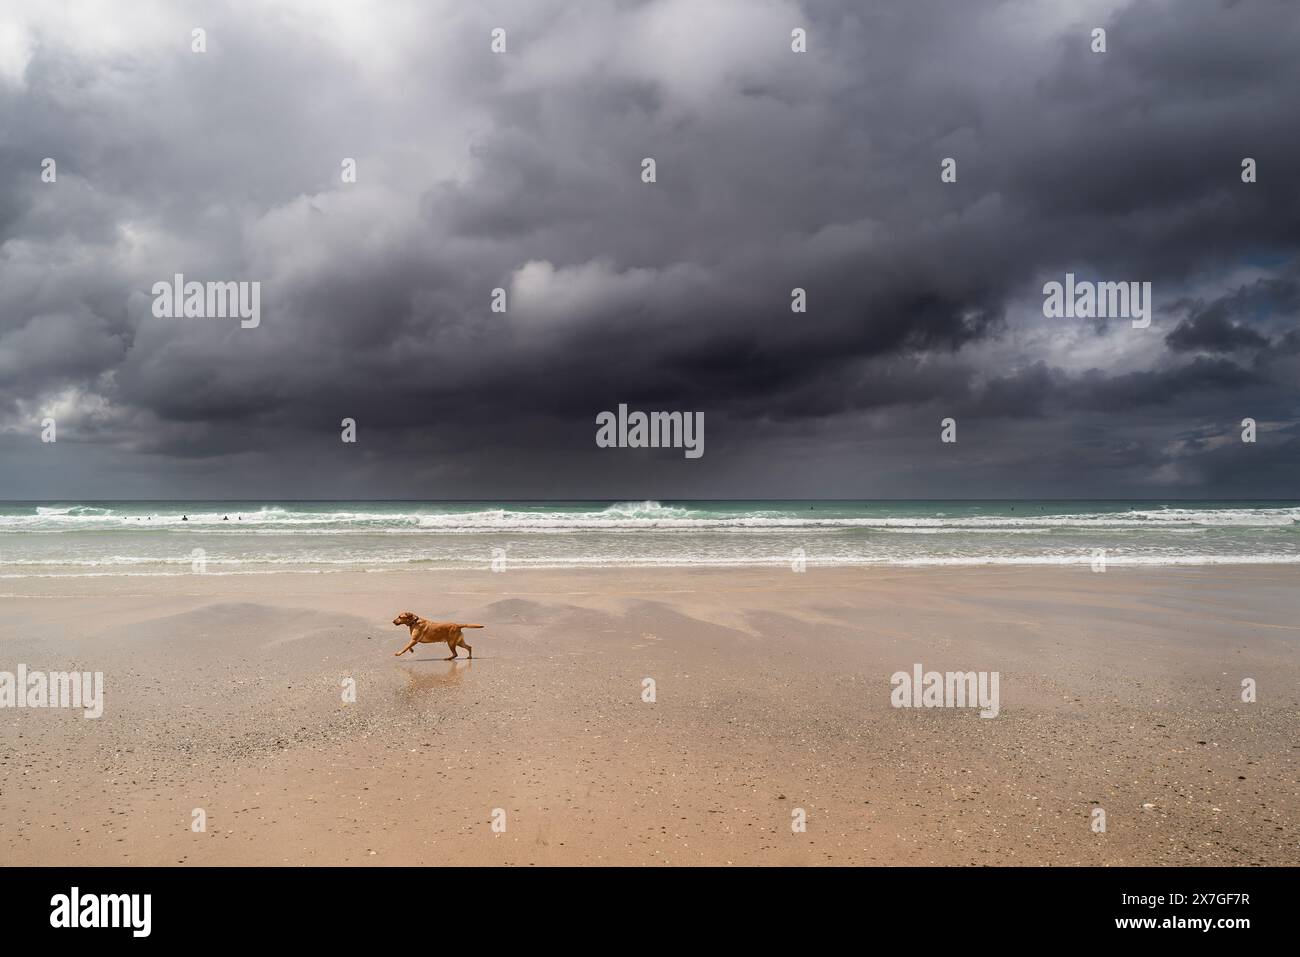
<box><xmin>1</xmin><ymin>0</ymin><xmax>1297</xmax><ymax>500</ymax></box>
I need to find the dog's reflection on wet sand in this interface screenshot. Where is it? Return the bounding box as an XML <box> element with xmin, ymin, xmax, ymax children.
<box><xmin>397</xmin><ymin>658</ymin><xmax>471</xmax><ymax>701</ymax></box>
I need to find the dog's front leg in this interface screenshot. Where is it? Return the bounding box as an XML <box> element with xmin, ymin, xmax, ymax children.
<box><xmin>395</xmin><ymin>639</ymin><xmax>418</xmax><ymax>657</ymax></box>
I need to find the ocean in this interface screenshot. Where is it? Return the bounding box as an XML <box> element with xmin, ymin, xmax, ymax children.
<box><xmin>1</xmin><ymin>500</ymin><xmax>1298</xmax><ymax>578</ymax></box>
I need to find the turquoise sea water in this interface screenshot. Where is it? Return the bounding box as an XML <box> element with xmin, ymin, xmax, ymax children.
<box><xmin>0</xmin><ymin>500</ymin><xmax>1298</xmax><ymax>576</ymax></box>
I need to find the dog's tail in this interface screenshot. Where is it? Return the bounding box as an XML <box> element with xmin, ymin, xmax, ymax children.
<box><xmin>459</xmin><ymin>623</ymin><xmax>484</xmax><ymax>629</ymax></box>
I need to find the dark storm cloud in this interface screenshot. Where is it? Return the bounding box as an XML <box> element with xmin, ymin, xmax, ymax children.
<box><xmin>1167</xmin><ymin>309</ymin><xmax>1270</xmax><ymax>353</ymax></box>
<box><xmin>0</xmin><ymin>0</ymin><xmax>1297</xmax><ymax>498</ymax></box>
<box><xmin>1166</xmin><ymin>275</ymin><xmax>1299</xmax><ymax>353</ymax></box>
<box><xmin>1067</xmin><ymin>357</ymin><xmax>1260</xmax><ymax>413</ymax></box>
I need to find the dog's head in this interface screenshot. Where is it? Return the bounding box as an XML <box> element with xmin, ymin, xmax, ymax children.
<box><xmin>392</xmin><ymin>611</ymin><xmax>418</xmax><ymax>627</ymax></box>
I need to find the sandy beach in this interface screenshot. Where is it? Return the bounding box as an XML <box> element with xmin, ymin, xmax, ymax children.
<box><xmin>1</xmin><ymin>565</ymin><xmax>1297</xmax><ymax>866</ymax></box>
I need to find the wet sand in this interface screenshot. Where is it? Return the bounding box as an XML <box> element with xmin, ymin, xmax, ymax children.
<box><xmin>1</xmin><ymin>565</ymin><xmax>1297</xmax><ymax>865</ymax></box>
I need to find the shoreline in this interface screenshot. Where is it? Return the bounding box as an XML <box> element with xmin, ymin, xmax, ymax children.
<box><xmin>2</xmin><ymin>553</ymin><xmax>1299</xmax><ymax>583</ymax></box>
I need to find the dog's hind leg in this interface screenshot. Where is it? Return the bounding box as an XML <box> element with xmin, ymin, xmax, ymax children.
<box><xmin>459</xmin><ymin>637</ymin><xmax>473</xmax><ymax>659</ymax></box>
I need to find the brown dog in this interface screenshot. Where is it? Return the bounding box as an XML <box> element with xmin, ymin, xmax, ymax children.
<box><xmin>392</xmin><ymin>611</ymin><xmax>484</xmax><ymax>659</ymax></box>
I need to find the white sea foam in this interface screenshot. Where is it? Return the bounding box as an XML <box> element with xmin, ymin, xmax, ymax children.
<box><xmin>2</xmin><ymin>501</ymin><xmax>1298</xmax><ymax>532</ymax></box>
